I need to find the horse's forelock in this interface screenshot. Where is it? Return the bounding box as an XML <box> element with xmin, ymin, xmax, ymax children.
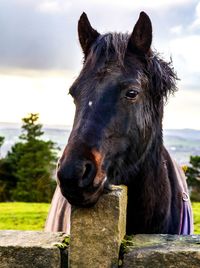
<box><xmin>86</xmin><ymin>33</ymin><xmax>130</xmax><ymax>68</ymax></box>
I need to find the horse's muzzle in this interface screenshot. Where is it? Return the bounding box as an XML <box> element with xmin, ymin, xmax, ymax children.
<box><xmin>57</xmin><ymin>156</ymin><xmax>106</xmax><ymax>207</ymax></box>
<box><xmin>59</xmin><ymin>182</ymin><xmax>105</xmax><ymax>207</ymax></box>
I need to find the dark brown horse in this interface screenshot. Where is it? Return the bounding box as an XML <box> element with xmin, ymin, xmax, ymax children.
<box><xmin>46</xmin><ymin>12</ymin><xmax>193</xmax><ymax>235</ymax></box>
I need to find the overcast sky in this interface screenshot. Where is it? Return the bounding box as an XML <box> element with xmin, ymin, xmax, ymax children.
<box><xmin>0</xmin><ymin>0</ymin><xmax>200</xmax><ymax>129</ymax></box>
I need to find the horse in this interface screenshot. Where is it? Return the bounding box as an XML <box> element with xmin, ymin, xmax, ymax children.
<box><xmin>45</xmin><ymin>11</ymin><xmax>193</xmax><ymax>235</ymax></box>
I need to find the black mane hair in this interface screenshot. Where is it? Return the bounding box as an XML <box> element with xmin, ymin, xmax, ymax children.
<box><xmin>147</xmin><ymin>54</ymin><xmax>178</xmax><ymax>103</ymax></box>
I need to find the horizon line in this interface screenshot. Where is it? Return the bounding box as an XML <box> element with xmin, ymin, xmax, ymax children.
<box><xmin>0</xmin><ymin>121</ymin><xmax>200</xmax><ymax>131</ymax></box>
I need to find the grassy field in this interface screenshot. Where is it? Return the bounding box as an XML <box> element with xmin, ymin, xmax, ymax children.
<box><xmin>191</xmin><ymin>202</ymin><xmax>200</xmax><ymax>234</ymax></box>
<box><xmin>0</xmin><ymin>202</ymin><xmax>50</xmax><ymax>230</ymax></box>
<box><xmin>0</xmin><ymin>202</ymin><xmax>200</xmax><ymax>233</ymax></box>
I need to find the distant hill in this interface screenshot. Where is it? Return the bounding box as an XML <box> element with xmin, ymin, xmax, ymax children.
<box><xmin>0</xmin><ymin>123</ymin><xmax>200</xmax><ymax>165</ymax></box>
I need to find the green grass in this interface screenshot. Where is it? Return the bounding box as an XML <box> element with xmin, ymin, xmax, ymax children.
<box><xmin>0</xmin><ymin>202</ymin><xmax>50</xmax><ymax>230</ymax></box>
<box><xmin>192</xmin><ymin>202</ymin><xmax>200</xmax><ymax>234</ymax></box>
<box><xmin>0</xmin><ymin>202</ymin><xmax>200</xmax><ymax>233</ymax></box>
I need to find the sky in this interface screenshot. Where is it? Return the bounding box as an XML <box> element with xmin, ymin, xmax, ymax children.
<box><xmin>0</xmin><ymin>0</ymin><xmax>200</xmax><ymax>129</ymax></box>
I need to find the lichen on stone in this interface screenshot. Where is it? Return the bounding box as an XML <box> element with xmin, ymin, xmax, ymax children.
<box><xmin>52</xmin><ymin>235</ymin><xmax>70</xmax><ymax>250</ymax></box>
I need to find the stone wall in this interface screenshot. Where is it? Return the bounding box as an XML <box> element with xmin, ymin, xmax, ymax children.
<box><xmin>1</xmin><ymin>232</ymin><xmax>200</xmax><ymax>267</ymax></box>
<box><xmin>122</xmin><ymin>234</ymin><xmax>200</xmax><ymax>268</ymax></box>
<box><xmin>1</xmin><ymin>186</ymin><xmax>200</xmax><ymax>267</ymax></box>
<box><xmin>0</xmin><ymin>231</ymin><xmax>69</xmax><ymax>268</ymax></box>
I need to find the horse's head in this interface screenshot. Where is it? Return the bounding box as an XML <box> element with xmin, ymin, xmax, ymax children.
<box><xmin>57</xmin><ymin>12</ymin><xmax>177</xmax><ymax>206</ymax></box>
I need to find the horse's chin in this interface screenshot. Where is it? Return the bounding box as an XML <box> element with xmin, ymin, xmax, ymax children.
<box><xmin>60</xmin><ymin>177</ymin><xmax>107</xmax><ymax>207</ymax></box>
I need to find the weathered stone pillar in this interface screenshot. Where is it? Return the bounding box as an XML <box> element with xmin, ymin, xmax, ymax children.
<box><xmin>69</xmin><ymin>185</ymin><xmax>127</xmax><ymax>268</ymax></box>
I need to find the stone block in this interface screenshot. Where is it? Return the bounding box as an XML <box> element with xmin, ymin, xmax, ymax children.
<box><xmin>122</xmin><ymin>234</ymin><xmax>200</xmax><ymax>268</ymax></box>
<box><xmin>69</xmin><ymin>185</ymin><xmax>127</xmax><ymax>268</ymax></box>
<box><xmin>0</xmin><ymin>230</ymin><xmax>68</xmax><ymax>268</ymax></box>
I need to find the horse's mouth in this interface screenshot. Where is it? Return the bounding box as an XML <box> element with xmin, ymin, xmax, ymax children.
<box><xmin>60</xmin><ymin>177</ymin><xmax>107</xmax><ymax>207</ymax></box>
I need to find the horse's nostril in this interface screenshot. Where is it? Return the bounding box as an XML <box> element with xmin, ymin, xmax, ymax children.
<box><xmin>57</xmin><ymin>159</ymin><xmax>97</xmax><ymax>189</ymax></box>
<box><xmin>80</xmin><ymin>161</ymin><xmax>96</xmax><ymax>188</ymax></box>
<box><xmin>83</xmin><ymin>163</ymin><xmax>92</xmax><ymax>180</ymax></box>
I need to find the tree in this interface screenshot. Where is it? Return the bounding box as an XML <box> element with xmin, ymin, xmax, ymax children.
<box><xmin>0</xmin><ymin>136</ymin><xmax>10</xmax><ymax>201</ymax></box>
<box><xmin>186</xmin><ymin>155</ymin><xmax>200</xmax><ymax>201</ymax></box>
<box><xmin>20</xmin><ymin>113</ymin><xmax>44</xmax><ymax>141</ymax></box>
<box><xmin>0</xmin><ymin>158</ymin><xmax>16</xmax><ymax>201</ymax></box>
<box><xmin>0</xmin><ymin>136</ymin><xmax>4</xmax><ymax>148</ymax></box>
<box><xmin>0</xmin><ymin>136</ymin><xmax>4</xmax><ymax>158</ymax></box>
<box><xmin>1</xmin><ymin>113</ymin><xmax>58</xmax><ymax>202</ymax></box>
<box><xmin>0</xmin><ymin>136</ymin><xmax>17</xmax><ymax>201</ymax></box>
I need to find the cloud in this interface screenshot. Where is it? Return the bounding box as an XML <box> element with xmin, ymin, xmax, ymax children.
<box><xmin>37</xmin><ymin>0</ymin><xmax>72</xmax><ymax>14</ymax></box>
<box><xmin>170</xmin><ymin>25</ymin><xmax>183</xmax><ymax>35</ymax></box>
<box><xmin>0</xmin><ymin>70</ymin><xmax>75</xmax><ymax>125</ymax></box>
<box><xmin>33</xmin><ymin>0</ymin><xmax>194</xmax><ymax>13</ymax></box>
<box><xmin>169</xmin><ymin>34</ymin><xmax>200</xmax><ymax>88</ymax></box>
<box><xmin>0</xmin><ymin>0</ymin><xmax>198</xmax><ymax>74</ymax></box>
<box><xmin>0</xmin><ymin>0</ymin><xmax>82</xmax><ymax>71</ymax></box>
<box><xmin>164</xmin><ymin>88</ymin><xmax>200</xmax><ymax>129</ymax></box>
<box><xmin>70</xmin><ymin>0</ymin><xmax>193</xmax><ymax>11</ymax></box>
<box><xmin>196</xmin><ymin>1</ymin><xmax>200</xmax><ymax>16</ymax></box>
<box><xmin>189</xmin><ymin>1</ymin><xmax>200</xmax><ymax>30</ymax></box>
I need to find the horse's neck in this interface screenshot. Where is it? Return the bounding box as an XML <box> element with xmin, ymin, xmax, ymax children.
<box><xmin>126</xmin><ymin>145</ymin><xmax>173</xmax><ymax>233</ymax></box>
<box><xmin>131</xmin><ymin>145</ymin><xmax>170</xmax><ymax>205</ymax></box>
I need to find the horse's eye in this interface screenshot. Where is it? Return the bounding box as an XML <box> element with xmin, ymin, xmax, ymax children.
<box><xmin>125</xmin><ymin>89</ymin><xmax>139</xmax><ymax>100</ymax></box>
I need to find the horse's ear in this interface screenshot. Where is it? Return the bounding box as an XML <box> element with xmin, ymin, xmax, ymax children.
<box><xmin>128</xmin><ymin>11</ymin><xmax>152</xmax><ymax>55</ymax></box>
<box><xmin>78</xmin><ymin>12</ymin><xmax>100</xmax><ymax>57</ymax></box>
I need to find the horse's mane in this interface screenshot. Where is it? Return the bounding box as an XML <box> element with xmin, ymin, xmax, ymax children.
<box><xmin>147</xmin><ymin>54</ymin><xmax>178</xmax><ymax>103</ymax></box>
<box><xmin>86</xmin><ymin>33</ymin><xmax>178</xmax><ymax>103</ymax></box>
